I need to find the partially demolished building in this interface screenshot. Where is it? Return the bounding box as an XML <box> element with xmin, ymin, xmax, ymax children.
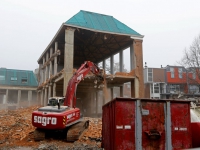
<box><xmin>37</xmin><ymin>10</ymin><xmax>144</xmax><ymax>117</ymax></box>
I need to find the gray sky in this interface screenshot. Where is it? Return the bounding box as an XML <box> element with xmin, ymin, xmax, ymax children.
<box><xmin>0</xmin><ymin>0</ymin><xmax>200</xmax><ymax>71</ymax></box>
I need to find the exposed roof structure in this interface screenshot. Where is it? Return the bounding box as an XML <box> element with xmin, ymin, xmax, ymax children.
<box><xmin>38</xmin><ymin>10</ymin><xmax>144</xmax><ymax>65</ymax></box>
<box><xmin>0</xmin><ymin>68</ymin><xmax>38</xmax><ymax>86</ymax></box>
<box><xmin>65</xmin><ymin>10</ymin><xmax>142</xmax><ymax>37</ymax></box>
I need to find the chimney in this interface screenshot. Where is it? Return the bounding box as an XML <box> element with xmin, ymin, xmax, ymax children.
<box><xmin>145</xmin><ymin>62</ymin><xmax>147</xmax><ymax>68</ymax></box>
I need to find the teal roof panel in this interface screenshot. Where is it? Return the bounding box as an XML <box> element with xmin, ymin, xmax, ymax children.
<box><xmin>65</xmin><ymin>10</ymin><xmax>142</xmax><ymax>36</ymax></box>
<box><xmin>0</xmin><ymin>68</ymin><xmax>38</xmax><ymax>87</ymax></box>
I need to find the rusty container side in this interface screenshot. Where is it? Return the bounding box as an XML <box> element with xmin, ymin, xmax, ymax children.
<box><xmin>171</xmin><ymin>102</ymin><xmax>192</xmax><ymax>149</ymax></box>
<box><xmin>102</xmin><ymin>98</ymin><xmax>136</xmax><ymax>150</ymax></box>
<box><xmin>191</xmin><ymin>122</ymin><xmax>200</xmax><ymax>147</ymax></box>
<box><xmin>115</xmin><ymin>100</ymin><xmax>135</xmax><ymax>149</ymax></box>
<box><xmin>102</xmin><ymin>101</ymin><xmax>111</xmax><ymax>149</ymax></box>
<box><xmin>141</xmin><ymin>101</ymin><xmax>166</xmax><ymax>149</ymax></box>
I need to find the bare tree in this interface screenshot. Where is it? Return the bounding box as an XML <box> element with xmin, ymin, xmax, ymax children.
<box><xmin>180</xmin><ymin>34</ymin><xmax>200</xmax><ymax>93</ymax></box>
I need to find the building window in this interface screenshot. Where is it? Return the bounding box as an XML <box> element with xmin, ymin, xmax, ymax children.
<box><xmin>189</xmin><ymin>85</ymin><xmax>199</xmax><ymax>93</ymax></box>
<box><xmin>21</xmin><ymin>78</ymin><xmax>27</xmax><ymax>83</ymax></box>
<box><xmin>169</xmin><ymin>84</ymin><xmax>180</xmax><ymax>93</ymax></box>
<box><xmin>0</xmin><ymin>75</ymin><xmax>5</xmax><ymax>80</ymax></box>
<box><xmin>148</xmin><ymin>68</ymin><xmax>153</xmax><ymax>82</ymax></box>
<box><xmin>11</xmin><ymin>77</ymin><xmax>17</xmax><ymax>81</ymax></box>
<box><xmin>151</xmin><ymin>83</ymin><xmax>160</xmax><ymax>93</ymax></box>
<box><xmin>154</xmin><ymin>83</ymin><xmax>159</xmax><ymax>93</ymax></box>
<box><xmin>170</xmin><ymin>67</ymin><xmax>174</xmax><ymax>78</ymax></box>
<box><xmin>178</xmin><ymin>68</ymin><xmax>182</xmax><ymax>78</ymax></box>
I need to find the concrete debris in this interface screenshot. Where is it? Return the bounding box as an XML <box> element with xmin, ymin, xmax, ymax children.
<box><xmin>115</xmin><ymin>69</ymin><xmax>135</xmax><ymax>76</ymax></box>
<box><xmin>80</xmin><ymin>117</ymin><xmax>102</xmax><ymax>142</ymax></box>
<box><xmin>0</xmin><ymin>106</ymin><xmax>103</xmax><ymax>150</ymax></box>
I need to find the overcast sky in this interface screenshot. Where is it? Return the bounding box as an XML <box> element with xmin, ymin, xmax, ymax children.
<box><xmin>0</xmin><ymin>0</ymin><xmax>200</xmax><ymax>71</ymax></box>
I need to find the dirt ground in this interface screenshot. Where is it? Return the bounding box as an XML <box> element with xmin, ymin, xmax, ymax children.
<box><xmin>0</xmin><ymin>106</ymin><xmax>103</xmax><ymax>150</ymax></box>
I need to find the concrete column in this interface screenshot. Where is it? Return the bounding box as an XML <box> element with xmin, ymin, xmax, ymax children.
<box><xmin>53</xmin><ymin>82</ymin><xmax>56</xmax><ymax>97</ymax></box>
<box><xmin>110</xmin><ymin>55</ymin><xmax>114</xmax><ymax>74</ymax></box>
<box><xmin>110</xmin><ymin>88</ymin><xmax>114</xmax><ymax>100</ymax></box>
<box><xmin>17</xmin><ymin>90</ymin><xmax>21</xmax><ymax>105</ymax></box>
<box><xmin>103</xmin><ymin>96</ymin><xmax>105</xmax><ymax>105</ymax></box>
<box><xmin>63</xmin><ymin>27</ymin><xmax>75</xmax><ymax>96</ymax></box>
<box><xmin>44</xmin><ymin>88</ymin><xmax>47</xmax><ymax>106</ymax></box>
<box><xmin>54</xmin><ymin>42</ymin><xmax>58</xmax><ymax>75</ymax></box>
<box><xmin>4</xmin><ymin>89</ymin><xmax>8</xmax><ymax>104</ymax></box>
<box><xmin>49</xmin><ymin>48</ymin><xmax>53</xmax><ymax>77</ymax></box>
<box><xmin>39</xmin><ymin>64</ymin><xmax>42</xmax><ymax>84</ymax></box>
<box><xmin>48</xmin><ymin>84</ymin><xmax>51</xmax><ymax>99</ymax></box>
<box><xmin>103</xmin><ymin>59</ymin><xmax>106</xmax><ymax>71</ymax></box>
<box><xmin>28</xmin><ymin>91</ymin><xmax>32</xmax><ymax>106</ymax></box>
<box><xmin>120</xmin><ymin>85</ymin><xmax>124</xmax><ymax>97</ymax></box>
<box><xmin>37</xmin><ymin>91</ymin><xmax>40</xmax><ymax>105</ymax></box>
<box><xmin>41</xmin><ymin>90</ymin><xmax>44</xmax><ymax>105</ymax></box>
<box><xmin>131</xmin><ymin>80</ymin><xmax>135</xmax><ymax>98</ymax></box>
<box><xmin>43</xmin><ymin>57</ymin><xmax>45</xmax><ymax>82</ymax></box>
<box><xmin>133</xmin><ymin>39</ymin><xmax>144</xmax><ymax>98</ymax></box>
<box><xmin>119</xmin><ymin>50</ymin><xmax>123</xmax><ymax>72</ymax></box>
<box><xmin>46</xmin><ymin>52</ymin><xmax>49</xmax><ymax>79</ymax></box>
<box><xmin>130</xmin><ymin>45</ymin><xmax>134</xmax><ymax>70</ymax></box>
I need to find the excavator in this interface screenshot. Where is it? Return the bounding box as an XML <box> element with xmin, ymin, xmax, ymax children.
<box><xmin>32</xmin><ymin>61</ymin><xmax>104</xmax><ymax>141</ymax></box>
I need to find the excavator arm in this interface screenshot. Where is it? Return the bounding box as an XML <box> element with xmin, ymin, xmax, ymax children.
<box><xmin>64</xmin><ymin>61</ymin><xmax>104</xmax><ymax>108</ymax></box>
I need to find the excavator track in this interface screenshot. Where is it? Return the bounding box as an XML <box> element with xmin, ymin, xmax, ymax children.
<box><xmin>33</xmin><ymin>128</ymin><xmax>45</xmax><ymax>141</ymax></box>
<box><xmin>66</xmin><ymin>120</ymin><xmax>89</xmax><ymax>141</ymax></box>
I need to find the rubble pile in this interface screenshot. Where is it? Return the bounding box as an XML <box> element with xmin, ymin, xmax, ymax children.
<box><xmin>78</xmin><ymin>118</ymin><xmax>102</xmax><ymax>147</ymax></box>
<box><xmin>0</xmin><ymin>106</ymin><xmax>40</xmax><ymax>146</ymax></box>
<box><xmin>0</xmin><ymin>106</ymin><xmax>103</xmax><ymax>149</ymax></box>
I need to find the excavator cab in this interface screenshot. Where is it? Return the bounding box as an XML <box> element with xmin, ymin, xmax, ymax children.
<box><xmin>48</xmin><ymin>97</ymin><xmax>65</xmax><ymax>106</ymax></box>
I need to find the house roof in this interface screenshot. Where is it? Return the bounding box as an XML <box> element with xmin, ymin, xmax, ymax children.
<box><xmin>0</xmin><ymin>68</ymin><xmax>38</xmax><ymax>87</ymax></box>
<box><xmin>65</xmin><ymin>10</ymin><xmax>142</xmax><ymax>37</ymax></box>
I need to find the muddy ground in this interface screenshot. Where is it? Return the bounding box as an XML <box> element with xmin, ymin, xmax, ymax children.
<box><xmin>0</xmin><ymin>106</ymin><xmax>103</xmax><ymax>150</ymax></box>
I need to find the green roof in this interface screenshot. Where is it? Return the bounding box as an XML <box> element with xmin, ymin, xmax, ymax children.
<box><xmin>0</xmin><ymin>68</ymin><xmax>38</xmax><ymax>87</ymax></box>
<box><xmin>65</xmin><ymin>10</ymin><xmax>142</xmax><ymax>37</ymax></box>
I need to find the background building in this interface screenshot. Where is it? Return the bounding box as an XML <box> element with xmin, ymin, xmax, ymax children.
<box><xmin>144</xmin><ymin>64</ymin><xmax>200</xmax><ymax>99</ymax></box>
<box><xmin>0</xmin><ymin>68</ymin><xmax>38</xmax><ymax>110</ymax></box>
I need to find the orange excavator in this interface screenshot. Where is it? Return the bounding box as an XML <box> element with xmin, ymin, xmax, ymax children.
<box><xmin>32</xmin><ymin>61</ymin><xmax>104</xmax><ymax>141</ymax></box>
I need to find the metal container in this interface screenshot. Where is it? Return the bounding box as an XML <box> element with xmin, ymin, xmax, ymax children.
<box><xmin>191</xmin><ymin>122</ymin><xmax>200</xmax><ymax>147</ymax></box>
<box><xmin>102</xmin><ymin>98</ymin><xmax>192</xmax><ymax>150</ymax></box>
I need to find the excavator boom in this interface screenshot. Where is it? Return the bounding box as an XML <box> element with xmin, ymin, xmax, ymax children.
<box><xmin>64</xmin><ymin>61</ymin><xmax>104</xmax><ymax>108</ymax></box>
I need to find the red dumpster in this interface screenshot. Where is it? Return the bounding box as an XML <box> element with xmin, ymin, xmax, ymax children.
<box><xmin>191</xmin><ymin>122</ymin><xmax>200</xmax><ymax>147</ymax></box>
<box><xmin>102</xmin><ymin>98</ymin><xmax>192</xmax><ymax>150</ymax></box>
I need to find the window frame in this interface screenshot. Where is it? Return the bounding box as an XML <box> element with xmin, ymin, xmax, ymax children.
<box><xmin>170</xmin><ymin>67</ymin><xmax>174</xmax><ymax>78</ymax></box>
<box><xmin>11</xmin><ymin>77</ymin><xmax>17</xmax><ymax>81</ymax></box>
<box><xmin>178</xmin><ymin>68</ymin><xmax>183</xmax><ymax>78</ymax></box>
<box><xmin>148</xmin><ymin>68</ymin><xmax>153</xmax><ymax>82</ymax></box>
<box><xmin>21</xmin><ymin>78</ymin><xmax>28</xmax><ymax>84</ymax></box>
<box><xmin>0</xmin><ymin>75</ymin><xmax>5</xmax><ymax>80</ymax></box>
